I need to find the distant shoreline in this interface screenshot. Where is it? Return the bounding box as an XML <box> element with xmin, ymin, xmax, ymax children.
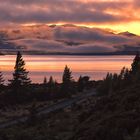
<box><xmin>1</xmin><ymin>51</ymin><xmax>137</xmax><ymax>56</ymax></box>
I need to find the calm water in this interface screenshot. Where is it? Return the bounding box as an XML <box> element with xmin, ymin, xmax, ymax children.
<box><xmin>0</xmin><ymin>55</ymin><xmax>134</xmax><ymax>84</ymax></box>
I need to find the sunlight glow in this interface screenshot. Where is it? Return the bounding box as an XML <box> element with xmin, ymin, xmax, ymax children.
<box><xmin>47</xmin><ymin>22</ymin><xmax>140</xmax><ymax>35</ymax></box>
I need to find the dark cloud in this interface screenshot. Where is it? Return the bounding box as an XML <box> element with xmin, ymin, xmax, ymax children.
<box><xmin>13</xmin><ymin>38</ymin><xmax>116</xmax><ymax>53</ymax></box>
<box><xmin>14</xmin><ymin>39</ymin><xmax>65</xmax><ymax>52</ymax></box>
<box><xmin>0</xmin><ymin>0</ymin><xmax>139</xmax><ymax>26</ymax></box>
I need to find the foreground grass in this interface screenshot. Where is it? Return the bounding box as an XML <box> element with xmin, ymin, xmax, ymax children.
<box><xmin>1</xmin><ymin>84</ymin><xmax>140</xmax><ymax>140</ymax></box>
<box><xmin>72</xmin><ymin>84</ymin><xmax>140</xmax><ymax>140</ymax></box>
<box><xmin>0</xmin><ymin>95</ymin><xmax>96</xmax><ymax>140</ymax></box>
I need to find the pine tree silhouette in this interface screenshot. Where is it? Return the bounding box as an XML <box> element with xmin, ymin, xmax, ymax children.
<box><xmin>62</xmin><ymin>65</ymin><xmax>72</xmax><ymax>85</ymax></box>
<box><xmin>43</xmin><ymin>76</ymin><xmax>47</xmax><ymax>85</ymax></box>
<box><xmin>78</xmin><ymin>75</ymin><xmax>84</xmax><ymax>92</ymax></box>
<box><xmin>48</xmin><ymin>76</ymin><xmax>54</xmax><ymax>86</ymax></box>
<box><xmin>131</xmin><ymin>52</ymin><xmax>140</xmax><ymax>75</ymax></box>
<box><xmin>48</xmin><ymin>76</ymin><xmax>56</xmax><ymax>96</ymax></box>
<box><xmin>61</xmin><ymin>65</ymin><xmax>73</xmax><ymax>95</ymax></box>
<box><xmin>9</xmin><ymin>51</ymin><xmax>31</xmax><ymax>88</ymax></box>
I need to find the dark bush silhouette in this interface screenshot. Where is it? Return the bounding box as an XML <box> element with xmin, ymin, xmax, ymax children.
<box><xmin>78</xmin><ymin>76</ymin><xmax>90</xmax><ymax>92</ymax></box>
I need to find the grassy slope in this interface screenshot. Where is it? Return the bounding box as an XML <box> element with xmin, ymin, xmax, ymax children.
<box><xmin>0</xmin><ymin>95</ymin><xmax>96</xmax><ymax>140</ymax></box>
<box><xmin>1</xmin><ymin>84</ymin><xmax>140</xmax><ymax>140</ymax></box>
<box><xmin>72</xmin><ymin>84</ymin><xmax>140</xmax><ymax>140</ymax></box>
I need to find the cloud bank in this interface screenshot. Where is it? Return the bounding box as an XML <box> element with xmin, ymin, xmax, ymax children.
<box><xmin>3</xmin><ymin>25</ymin><xmax>139</xmax><ymax>54</ymax></box>
<box><xmin>0</xmin><ymin>0</ymin><xmax>139</xmax><ymax>27</ymax></box>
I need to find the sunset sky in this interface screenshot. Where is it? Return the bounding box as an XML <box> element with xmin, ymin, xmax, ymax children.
<box><xmin>0</xmin><ymin>0</ymin><xmax>140</xmax><ymax>35</ymax></box>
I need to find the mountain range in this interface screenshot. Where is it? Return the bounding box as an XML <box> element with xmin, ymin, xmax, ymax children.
<box><xmin>0</xmin><ymin>24</ymin><xmax>140</xmax><ymax>55</ymax></box>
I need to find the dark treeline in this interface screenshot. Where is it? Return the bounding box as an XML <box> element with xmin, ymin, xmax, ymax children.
<box><xmin>1</xmin><ymin>52</ymin><xmax>140</xmax><ymax>140</ymax></box>
<box><xmin>1</xmin><ymin>51</ymin><xmax>139</xmax><ymax>107</ymax></box>
<box><xmin>98</xmin><ymin>52</ymin><xmax>140</xmax><ymax>95</ymax></box>
<box><xmin>0</xmin><ymin>52</ymin><xmax>94</xmax><ymax>107</ymax></box>
<box><xmin>70</xmin><ymin>53</ymin><xmax>140</xmax><ymax>140</ymax></box>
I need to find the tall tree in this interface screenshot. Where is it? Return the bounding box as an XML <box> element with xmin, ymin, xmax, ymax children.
<box><xmin>61</xmin><ymin>65</ymin><xmax>73</xmax><ymax>95</ymax></box>
<box><xmin>9</xmin><ymin>51</ymin><xmax>31</xmax><ymax>88</ymax></box>
<box><xmin>131</xmin><ymin>52</ymin><xmax>140</xmax><ymax>75</ymax></box>
<box><xmin>48</xmin><ymin>76</ymin><xmax>56</xmax><ymax>96</ymax></box>
<box><xmin>78</xmin><ymin>76</ymin><xmax>83</xmax><ymax>92</ymax></box>
<box><xmin>62</xmin><ymin>65</ymin><xmax>73</xmax><ymax>85</ymax></box>
<box><xmin>43</xmin><ymin>76</ymin><xmax>47</xmax><ymax>85</ymax></box>
<box><xmin>48</xmin><ymin>76</ymin><xmax>54</xmax><ymax>87</ymax></box>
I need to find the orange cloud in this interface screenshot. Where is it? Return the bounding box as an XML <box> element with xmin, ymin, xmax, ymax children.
<box><xmin>0</xmin><ymin>0</ymin><xmax>140</xmax><ymax>35</ymax></box>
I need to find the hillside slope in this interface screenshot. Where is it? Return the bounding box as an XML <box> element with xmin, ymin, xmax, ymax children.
<box><xmin>71</xmin><ymin>84</ymin><xmax>140</xmax><ymax>140</ymax></box>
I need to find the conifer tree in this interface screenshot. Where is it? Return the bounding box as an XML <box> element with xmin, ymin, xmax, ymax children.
<box><xmin>131</xmin><ymin>52</ymin><xmax>140</xmax><ymax>75</ymax></box>
<box><xmin>9</xmin><ymin>51</ymin><xmax>31</xmax><ymax>88</ymax></box>
<box><xmin>48</xmin><ymin>76</ymin><xmax>56</xmax><ymax>95</ymax></box>
<box><xmin>48</xmin><ymin>76</ymin><xmax>55</xmax><ymax>89</ymax></box>
<box><xmin>61</xmin><ymin>65</ymin><xmax>73</xmax><ymax>95</ymax></box>
<box><xmin>48</xmin><ymin>76</ymin><xmax>54</xmax><ymax>86</ymax></box>
<box><xmin>98</xmin><ymin>73</ymin><xmax>113</xmax><ymax>95</ymax></box>
<box><xmin>123</xmin><ymin>68</ymin><xmax>131</xmax><ymax>86</ymax></box>
<box><xmin>78</xmin><ymin>76</ymin><xmax>83</xmax><ymax>92</ymax></box>
<box><xmin>43</xmin><ymin>76</ymin><xmax>47</xmax><ymax>85</ymax></box>
<box><xmin>62</xmin><ymin>65</ymin><xmax>73</xmax><ymax>85</ymax></box>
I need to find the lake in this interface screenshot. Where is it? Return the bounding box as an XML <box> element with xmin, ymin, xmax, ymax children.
<box><xmin>0</xmin><ymin>55</ymin><xmax>134</xmax><ymax>84</ymax></box>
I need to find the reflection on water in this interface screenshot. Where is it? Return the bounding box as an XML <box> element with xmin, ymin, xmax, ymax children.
<box><xmin>0</xmin><ymin>55</ymin><xmax>134</xmax><ymax>83</ymax></box>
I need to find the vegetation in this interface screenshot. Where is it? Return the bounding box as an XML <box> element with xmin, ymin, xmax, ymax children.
<box><xmin>9</xmin><ymin>51</ymin><xmax>31</xmax><ymax>88</ymax></box>
<box><xmin>78</xmin><ymin>76</ymin><xmax>90</xmax><ymax>92</ymax></box>
<box><xmin>0</xmin><ymin>52</ymin><xmax>94</xmax><ymax>107</ymax></box>
<box><xmin>0</xmin><ymin>52</ymin><xmax>140</xmax><ymax>140</ymax></box>
<box><xmin>97</xmin><ymin>53</ymin><xmax>140</xmax><ymax>96</ymax></box>
<box><xmin>131</xmin><ymin>52</ymin><xmax>140</xmax><ymax>75</ymax></box>
<box><xmin>43</xmin><ymin>76</ymin><xmax>47</xmax><ymax>85</ymax></box>
<box><xmin>70</xmin><ymin>52</ymin><xmax>140</xmax><ymax>140</ymax></box>
<box><xmin>71</xmin><ymin>83</ymin><xmax>140</xmax><ymax>140</ymax></box>
<box><xmin>61</xmin><ymin>65</ymin><xmax>74</xmax><ymax>96</ymax></box>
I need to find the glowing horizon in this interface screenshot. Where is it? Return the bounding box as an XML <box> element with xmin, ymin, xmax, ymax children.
<box><xmin>19</xmin><ymin>22</ymin><xmax>140</xmax><ymax>36</ymax></box>
<box><xmin>0</xmin><ymin>55</ymin><xmax>134</xmax><ymax>83</ymax></box>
